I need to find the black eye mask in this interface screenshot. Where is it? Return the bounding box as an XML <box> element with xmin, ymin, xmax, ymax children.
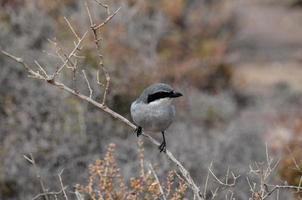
<box><xmin>147</xmin><ymin>91</ymin><xmax>173</xmax><ymax>103</ymax></box>
<box><xmin>147</xmin><ymin>91</ymin><xmax>182</xmax><ymax>103</ymax></box>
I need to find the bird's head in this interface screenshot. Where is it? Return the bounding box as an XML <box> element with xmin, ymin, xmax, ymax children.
<box><xmin>137</xmin><ymin>83</ymin><xmax>183</xmax><ymax>104</ymax></box>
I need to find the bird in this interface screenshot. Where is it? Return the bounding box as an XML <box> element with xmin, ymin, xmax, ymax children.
<box><xmin>130</xmin><ymin>83</ymin><xmax>183</xmax><ymax>152</ymax></box>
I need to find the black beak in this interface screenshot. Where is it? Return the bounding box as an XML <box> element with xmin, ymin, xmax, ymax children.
<box><xmin>170</xmin><ymin>91</ymin><xmax>183</xmax><ymax>98</ymax></box>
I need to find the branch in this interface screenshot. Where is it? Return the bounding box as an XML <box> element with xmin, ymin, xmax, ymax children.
<box><xmin>32</xmin><ymin>186</ymin><xmax>68</xmax><ymax>200</ymax></box>
<box><xmin>58</xmin><ymin>169</ymin><xmax>69</xmax><ymax>200</ymax></box>
<box><xmin>82</xmin><ymin>70</ymin><xmax>93</xmax><ymax>98</ymax></box>
<box><xmin>1</xmin><ymin>49</ymin><xmax>203</xmax><ymax>200</ymax></box>
<box><xmin>52</xmin><ymin>31</ymin><xmax>88</xmax><ymax>79</ymax></box>
<box><xmin>64</xmin><ymin>16</ymin><xmax>81</xmax><ymax>41</ymax></box>
<box><xmin>24</xmin><ymin>154</ymin><xmax>50</xmax><ymax>200</ymax></box>
<box><xmin>149</xmin><ymin>163</ymin><xmax>167</xmax><ymax>200</ymax></box>
<box><xmin>84</xmin><ymin>1</ymin><xmax>119</xmax><ymax>105</ymax></box>
<box><xmin>94</xmin><ymin>0</ymin><xmax>110</xmax><ymax>15</ymax></box>
<box><xmin>263</xmin><ymin>184</ymin><xmax>302</xmax><ymax>199</ymax></box>
<box><xmin>208</xmin><ymin>166</ymin><xmax>239</xmax><ymax>187</ymax></box>
<box><xmin>94</xmin><ymin>7</ymin><xmax>121</xmax><ymax>30</ymax></box>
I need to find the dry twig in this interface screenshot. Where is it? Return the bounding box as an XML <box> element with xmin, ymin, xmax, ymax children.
<box><xmin>246</xmin><ymin>144</ymin><xmax>302</xmax><ymax>199</ymax></box>
<box><xmin>149</xmin><ymin>163</ymin><xmax>167</xmax><ymax>200</ymax></box>
<box><xmin>24</xmin><ymin>154</ymin><xmax>50</xmax><ymax>200</ymax></box>
<box><xmin>58</xmin><ymin>169</ymin><xmax>69</xmax><ymax>200</ymax></box>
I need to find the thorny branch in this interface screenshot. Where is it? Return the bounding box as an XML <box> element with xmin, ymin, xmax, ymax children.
<box><xmin>246</xmin><ymin>144</ymin><xmax>302</xmax><ymax>199</ymax></box>
<box><xmin>24</xmin><ymin>154</ymin><xmax>70</xmax><ymax>200</ymax></box>
<box><xmin>24</xmin><ymin>154</ymin><xmax>50</xmax><ymax>200</ymax></box>
<box><xmin>84</xmin><ymin>0</ymin><xmax>120</xmax><ymax>105</ymax></box>
<box><xmin>201</xmin><ymin>162</ymin><xmax>239</xmax><ymax>200</ymax></box>
<box><xmin>208</xmin><ymin>165</ymin><xmax>240</xmax><ymax>187</ymax></box>
<box><xmin>0</xmin><ymin>1</ymin><xmax>203</xmax><ymax>198</ymax></box>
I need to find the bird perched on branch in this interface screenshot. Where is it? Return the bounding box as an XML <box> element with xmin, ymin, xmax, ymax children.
<box><xmin>130</xmin><ymin>83</ymin><xmax>183</xmax><ymax>152</ymax></box>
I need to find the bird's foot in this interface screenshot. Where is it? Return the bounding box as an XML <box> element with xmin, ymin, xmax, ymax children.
<box><xmin>158</xmin><ymin>141</ymin><xmax>166</xmax><ymax>153</ymax></box>
<box><xmin>135</xmin><ymin>126</ymin><xmax>142</xmax><ymax>137</ymax></box>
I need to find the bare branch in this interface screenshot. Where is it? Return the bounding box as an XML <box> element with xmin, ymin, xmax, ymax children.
<box><xmin>246</xmin><ymin>177</ymin><xmax>256</xmax><ymax>194</ymax></box>
<box><xmin>82</xmin><ymin>70</ymin><xmax>93</xmax><ymax>98</ymax></box>
<box><xmin>58</xmin><ymin>169</ymin><xmax>68</xmax><ymax>200</ymax></box>
<box><xmin>52</xmin><ymin>31</ymin><xmax>88</xmax><ymax>79</ymax></box>
<box><xmin>94</xmin><ymin>0</ymin><xmax>110</xmax><ymax>15</ymax></box>
<box><xmin>32</xmin><ymin>186</ymin><xmax>68</xmax><ymax>200</ymax></box>
<box><xmin>64</xmin><ymin>17</ymin><xmax>81</xmax><ymax>41</ymax></box>
<box><xmin>101</xmin><ymin>72</ymin><xmax>110</xmax><ymax>105</ymax></box>
<box><xmin>97</xmin><ymin>70</ymin><xmax>104</xmax><ymax>86</ymax></box>
<box><xmin>286</xmin><ymin>146</ymin><xmax>302</xmax><ymax>171</ymax></box>
<box><xmin>210</xmin><ymin>187</ymin><xmax>219</xmax><ymax>200</ymax></box>
<box><xmin>203</xmin><ymin>162</ymin><xmax>212</xmax><ymax>198</ymax></box>
<box><xmin>48</xmin><ymin>38</ymin><xmax>75</xmax><ymax>70</ymax></box>
<box><xmin>84</xmin><ymin>0</ymin><xmax>94</xmax><ymax>27</ymax></box>
<box><xmin>209</xmin><ymin>165</ymin><xmax>239</xmax><ymax>187</ymax></box>
<box><xmin>94</xmin><ymin>7</ymin><xmax>121</xmax><ymax>30</ymax></box>
<box><xmin>0</xmin><ymin>48</ymin><xmax>45</xmax><ymax>80</ymax></box>
<box><xmin>84</xmin><ymin>2</ymin><xmax>117</xmax><ymax>106</ymax></box>
<box><xmin>298</xmin><ymin>175</ymin><xmax>302</xmax><ymax>193</ymax></box>
<box><xmin>149</xmin><ymin>163</ymin><xmax>167</xmax><ymax>200</ymax></box>
<box><xmin>24</xmin><ymin>154</ymin><xmax>50</xmax><ymax>200</ymax></box>
<box><xmin>262</xmin><ymin>184</ymin><xmax>302</xmax><ymax>199</ymax></box>
<box><xmin>34</xmin><ymin>60</ymin><xmax>48</xmax><ymax>78</ymax></box>
<box><xmin>75</xmin><ymin>190</ymin><xmax>84</xmax><ymax>200</ymax></box>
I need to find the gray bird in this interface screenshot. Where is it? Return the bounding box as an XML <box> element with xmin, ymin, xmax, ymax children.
<box><xmin>130</xmin><ymin>83</ymin><xmax>183</xmax><ymax>152</ymax></box>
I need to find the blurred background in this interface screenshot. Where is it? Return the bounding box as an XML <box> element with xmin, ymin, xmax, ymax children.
<box><xmin>1</xmin><ymin>0</ymin><xmax>302</xmax><ymax>199</ymax></box>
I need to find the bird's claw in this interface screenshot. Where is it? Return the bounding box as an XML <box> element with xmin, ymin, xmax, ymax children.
<box><xmin>135</xmin><ymin>126</ymin><xmax>142</xmax><ymax>137</ymax></box>
<box><xmin>159</xmin><ymin>141</ymin><xmax>166</xmax><ymax>153</ymax></box>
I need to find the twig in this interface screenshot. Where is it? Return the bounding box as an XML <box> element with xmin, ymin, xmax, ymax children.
<box><xmin>47</xmin><ymin>38</ymin><xmax>75</xmax><ymax>70</ymax></box>
<box><xmin>262</xmin><ymin>184</ymin><xmax>302</xmax><ymax>199</ymax></box>
<box><xmin>75</xmin><ymin>190</ymin><xmax>84</xmax><ymax>200</ymax></box>
<box><xmin>225</xmin><ymin>190</ymin><xmax>234</xmax><ymax>200</ymax></box>
<box><xmin>203</xmin><ymin>162</ymin><xmax>212</xmax><ymax>198</ymax></box>
<box><xmin>58</xmin><ymin>169</ymin><xmax>68</xmax><ymax>200</ymax></box>
<box><xmin>94</xmin><ymin>7</ymin><xmax>121</xmax><ymax>30</ymax></box>
<box><xmin>149</xmin><ymin>163</ymin><xmax>167</xmax><ymax>200</ymax></box>
<box><xmin>34</xmin><ymin>60</ymin><xmax>48</xmax><ymax>78</ymax></box>
<box><xmin>82</xmin><ymin>70</ymin><xmax>93</xmax><ymax>98</ymax></box>
<box><xmin>84</xmin><ymin>0</ymin><xmax>94</xmax><ymax>27</ymax></box>
<box><xmin>24</xmin><ymin>154</ymin><xmax>49</xmax><ymax>200</ymax></box>
<box><xmin>97</xmin><ymin>70</ymin><xmax>104</xmax><ymax>86</ymax></box>
<box><xmin>286</xmin><ymin>146</ymin><xmax>302</xmax><ymax>171</ymax></box>
<box><xmin>64</xmin><ymin>17</ymin><xmax>81</xmax><ymax>41</ymax></box>
<box><xmin>246</xmin><ymin>177</ymin><xmax>256</xmax><ymax>194</ymax></box>
<box><xmin>210</xmin><ymin>187</ymin><xmax>219</xmax><ymax>200</ymax></box>
<box><xmin>209</xmin><ymin>166</ymin><xmax>239</xmax><ymax>187</ymax></box>
<box><xmin>0</xmin><ymin>48</ymin><xmax>45</xmax><ymax>80</ymax></box>
<box><xmin>32</xmin><ymin>186</ymin><xmax>68</xmax><ymax>200</ymax></box>
<box><xmin>84</xmin><ymin>1</ymin><xmax>119</xmax><ymax>106</ymax></box>
<box><xmin>94</xmin><ymin>0</ymin><xmax>110</xmax><ymax>15</ymax></box>
<box><xmin>52</xmin><ymin>31</ymin><xmax>88</xmax><ymax>79</ymax></box>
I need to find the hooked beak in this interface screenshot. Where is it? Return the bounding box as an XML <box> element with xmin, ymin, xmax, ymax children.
<box><xmin>170</xmin><ymin>91</ymin><xmax>183</xmax><ymax>98</ymax></box>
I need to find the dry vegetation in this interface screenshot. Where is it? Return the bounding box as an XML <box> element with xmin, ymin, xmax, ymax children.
<box><xmin>1</xmin><ymin>0</ymin><xmax>302</xmax><ymax>200</ymax></box>
<box><xmin>76</xmin><ymin>142</ymin><xmax>188</xmax><ymax>200</ymax></box>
